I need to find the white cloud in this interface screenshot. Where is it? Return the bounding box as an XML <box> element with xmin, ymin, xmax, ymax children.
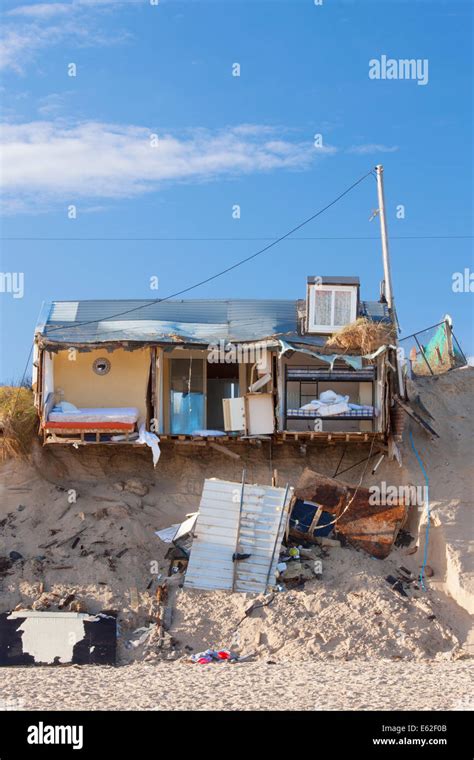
<box><xmin>7</xmin><ymin>3</ymin><xmax>72</xmax><ymax>18</ymax></box>
<box><xmin>347</xmin><ymin>144</ymin><xmax>399</xmax><ymax>155</ymax></box>
<box><xmin>0</xmin><ymin>25</ymin><xmax>63</xmax><ymax>72</ymax></box>
<box><xmin>1</xmin><ymin>1</ymin><xmax>133</xmax><ymax>72</ymax></box>
<box><xmin>8</xmin><ymin>0</ymin><xmax>139</xmax><ymax>16</ymax></box>
<box><xmin>37</xmin><ymin>92</ymin><xmax>72</xmax><ymax>116</ymax></box>
<box><xmin>0</xmin><ymin>121</ymin><xmax>333</xmax><ymax>212</ymax></box>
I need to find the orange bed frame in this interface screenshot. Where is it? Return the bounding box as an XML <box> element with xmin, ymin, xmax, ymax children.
<box><xmin>43</xmin><ymin>421</ymin><xmax>135</xmax><ymax>431</ymax></box>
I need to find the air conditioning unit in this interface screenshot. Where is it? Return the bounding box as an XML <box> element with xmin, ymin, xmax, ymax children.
<box><xmin>306</xmin><ymin>276</ymin><xmax>359</xmax><ymax>334</ymax></box>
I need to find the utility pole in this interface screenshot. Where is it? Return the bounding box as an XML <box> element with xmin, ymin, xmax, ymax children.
<box><xmin>375</xmin><ymin>164</ymin><xmax>397</xmax><ymax>326</ymax></box>
<box><xmin>375</xmin><ymin>164</ymin><xmax>404</xmax><ymax>397</ymax></box>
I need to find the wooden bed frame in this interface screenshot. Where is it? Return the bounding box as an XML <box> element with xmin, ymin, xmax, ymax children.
<box><xmin>42</xmin><ymin>420</ymin><xmax>137</xmax><ymax>444</ymax></box>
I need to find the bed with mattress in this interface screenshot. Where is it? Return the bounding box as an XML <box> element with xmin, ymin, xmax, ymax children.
<box><xmin>44</xmin><ymin>404</ymin><xmax>140</xmax><ymax>433</ymax></box>
<box><xmin>286</xmin><ymin>406</ymin><xmax>378</xmax><ymax>419</ymax></box>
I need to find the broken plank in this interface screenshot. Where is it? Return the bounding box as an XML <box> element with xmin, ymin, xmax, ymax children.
<box><xmin>395</xmin><ymin>396</ymin><xmax>439</xmax><ymax>438</ymax></box>
<box><xmin>209</xmin><ymin>442</ymin><xmax>241</xmax><ymax>460</ymax></box>
<box><xmin>56</xmin><ymin>527</ymin><xmax>87</xmax><ymax>547</ymax></box>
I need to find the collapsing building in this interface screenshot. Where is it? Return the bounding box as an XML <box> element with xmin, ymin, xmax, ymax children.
<box><xmin>28</xmin><ymin>163</ymin><xmax>459</xmax><ymax>599</ymax></box>
<box><xmin>32</xmin><ymin>275</ymin><xmax>403</xmax><ymax>451</ymax></box>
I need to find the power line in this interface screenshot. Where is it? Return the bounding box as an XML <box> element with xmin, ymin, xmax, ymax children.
<box><xmin>43</xmin><ymin>168</ymin><xmax>375</xmax><ymax>335</ymax></box>
<box><xmin>3</xmin><ymin>235</ymin><xmax>472</xmax><ymax>242</ymax></box>
<box><xmin>10</xmin><ymin>344</ymin><xmax>34</xmax><ymax>416</ymax></box>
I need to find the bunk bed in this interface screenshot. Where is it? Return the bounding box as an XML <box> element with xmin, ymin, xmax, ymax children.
<box><xmin>284</xmin><ymin>364</ymin><xmax>378</xmax><ymax>431</ymax></box>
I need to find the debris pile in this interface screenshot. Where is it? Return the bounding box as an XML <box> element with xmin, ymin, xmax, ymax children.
<box><xmin>1</xmin><ymin>366</ymin><xmax>472</xmax><ymax>667</ymax></box>
<box><xmin>326</xmin><ymin>317</ymin><xmax>396</xmax><ymax>354</ymax></box>
<box><xmin>189</xmin><ymin>648</ymin><xmax>238</xmax><ymax>664</ymax></box>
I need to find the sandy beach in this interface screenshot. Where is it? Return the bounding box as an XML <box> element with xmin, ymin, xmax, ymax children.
<box><xmin>1</xmin><ymin>660</ymin><xmax>472</xmax><ymax>712</ymax></box>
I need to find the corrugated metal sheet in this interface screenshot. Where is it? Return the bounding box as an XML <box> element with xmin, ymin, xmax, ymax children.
<box><xmin>185</xmin><ymin>478</ymin><xmax>293</xmax><ymax>594</ymax></box>
<box><xmin>39</xmin><ymin>299</ymin><xmax>298</xmax><ymax>345</ymax></box>
<box><xmin>48</xmin><ymin>302</ymin><xmax>79</xmax><ymax>322</ymax></box>
<box><xmin>36</xmin><ymin>297</ymin><xmax>391</xmax><ymax>345</ymax></box>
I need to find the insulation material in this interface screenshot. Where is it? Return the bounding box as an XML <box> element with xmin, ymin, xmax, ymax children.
<box><xmin>185</xmin><ymin>478</ymin><xmax>293</xmax><ymax>593</ymax></box>
<box><xmin>42</xmin><ymin>351</ymin><xmax>54</xmax><ymax>414</ymax></box>
<box><xmin>0</xmin><ymin>610</ymin><xmax>117</xmax><ymax>666</ymax></box>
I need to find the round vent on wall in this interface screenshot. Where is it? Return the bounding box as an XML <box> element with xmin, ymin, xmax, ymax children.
<box><xmin>92</xmin><ymin>357</ymin><xmax>111</xmax><ymax>376</ymax></box>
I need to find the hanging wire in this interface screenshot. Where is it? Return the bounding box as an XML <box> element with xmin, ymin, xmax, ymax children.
<box><xmin>409</xmin><ymin>430</ymin><xmax>430</xmax><ymax>590</ymax></box>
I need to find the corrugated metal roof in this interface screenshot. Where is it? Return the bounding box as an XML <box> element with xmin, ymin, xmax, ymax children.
<box><xmin>184</xmin><ymin>478</ymin><xmax>293</xmax><ymax>594</ymax></box>
<box><xmin>36</xmin><ymin>296</ymin><xmax>390</xmax><ymax>345</ymax></box>
<box><xmin>38</xmin><ymin>299</ymin><xmax>298</xmax><ymax>345</ymax></box>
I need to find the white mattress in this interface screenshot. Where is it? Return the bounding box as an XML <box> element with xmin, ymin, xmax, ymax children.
<box><xmin>48</xmin><ymin>407</ymin><xmax>139</xmax><ymax>424</ymax></box>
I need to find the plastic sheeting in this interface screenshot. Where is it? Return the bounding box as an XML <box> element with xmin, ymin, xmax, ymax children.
<box><xmin>137</xmin><ymin>424</ymin><xmax>161</xmax><ymax>467</ymax></box>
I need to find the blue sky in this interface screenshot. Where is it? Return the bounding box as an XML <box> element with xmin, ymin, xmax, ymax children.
<box><xmin>0</xmin><ymin>0</ymin><xmax>472</xmax><ymax>381</ymax></box>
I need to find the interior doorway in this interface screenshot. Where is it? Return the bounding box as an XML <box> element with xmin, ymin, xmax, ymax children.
<box><xmin>206</xmin><ymin>361</ymin><xmax>240</xmax><ymax>430</ymax></box>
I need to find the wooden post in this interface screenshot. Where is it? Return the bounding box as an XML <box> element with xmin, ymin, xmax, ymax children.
<box><xmin>231</xmin><ymin>469</ymin><xmax>246</xmax><ymax>592</ymax></box>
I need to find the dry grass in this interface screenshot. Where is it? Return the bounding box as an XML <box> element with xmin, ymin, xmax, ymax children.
<box><xmin>0</xmin><ymin>386</ymin><xmax>38</xmax><ymax>460</ymax></box>
<box><xmin>326</xmin><ymin>317</ymin><xmax>395</xmax><ymax>355</ymax></box>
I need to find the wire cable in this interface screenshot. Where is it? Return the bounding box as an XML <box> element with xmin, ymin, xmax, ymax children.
<box><xmin>14</xmin><ymin>169</ymin><xmax>374</xmax><ymax>413</ymax></box>
<box><xmin>9</xmin><ymin>344</ymin><xmax>34</xmax><ymax>416</ymax></box>
<box><xmin>4</xmin><ymin>234</ymin><xmax>471</xmax><ymax>241</ymax></box>
<box><xmin>409</xmin><ymin>429</ymin><xmax>430</xmax><ymax>590</ymax></box>
<box><xmin>289</xmin><ymin>435</ymin><xmax>378</xmax><ymax>533</ymax></box>
<box><xmin>42</xmin><ymin>169</ymin><xmax>374</xmax><ymax>335</ymax></box>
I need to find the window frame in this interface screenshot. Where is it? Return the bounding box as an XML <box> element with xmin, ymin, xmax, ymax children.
<box><xmin>307</xmin><ymin>284</ymin><xmax>358</xmax><ymax>333</ymax></box>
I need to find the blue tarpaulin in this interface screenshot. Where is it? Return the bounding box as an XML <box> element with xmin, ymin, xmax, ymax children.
<box><xmin>289</xmin><ymin>499</ymin><xmax>334</xmax><ymax>537</ymax></box>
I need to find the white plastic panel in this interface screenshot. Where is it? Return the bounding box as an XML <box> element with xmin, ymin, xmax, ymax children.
<box><xmin>185</xmin><ymin>478</ymin><xmax>293</xmax><ymax>593</ymax></box>
<box><xmin>223</xmin><ymin>397</ymin><xmax>246</xmax><ymax>431</ymax></box>
<box><xmin>245</xmin><ymin>393</ymin><xmax>274</xmax><ymax>435</ymax></box>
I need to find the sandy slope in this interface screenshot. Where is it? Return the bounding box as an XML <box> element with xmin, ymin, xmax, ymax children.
<box><xmin>0</xmin><ymin>367</ymin><xmax>472</xmax><ymax>710</ymax></box>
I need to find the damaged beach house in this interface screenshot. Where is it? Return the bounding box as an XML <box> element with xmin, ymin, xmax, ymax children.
<box><xmin>29</xmin><ymin>167</ymin><xmax>451</xmax><ymax>596</ymax></box>
<box><xmin>31</xmin><ymin>269</ymin><xmax>415</xmax><ymax>592</ymax></box>
<box><xmin>32</xmin><ymin>168</ymin><xmax>412</xmax><ymax>457</ymax></box>
<box><xmin>32</xmin><ymin>275</ymin><xmax>399</xmax><ymax>451</ymax></box>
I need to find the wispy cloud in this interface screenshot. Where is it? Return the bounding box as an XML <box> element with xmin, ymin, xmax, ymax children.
<box><xmin>347</xmin><ymin>144</ymin><xmax>399</xmax><ymax>155</ymax></box>
<box><xmin>1</xmin><ymin>1</ymin><xmax>134</xmax><ymax>72</ymax></box>
<box><xmin>0</xmin><ymin>25</ymin><xmax>64</xmax><ymax>72</ymax></box>
<box><xmin>0</xmin><ymin>121</ymin><xmax>335</xmax><ymax>213</ymax></box>
<box><xmin>7</xmin><ymin>3</ymin><xmax>72</xmax><ymax>18</ymax></box>
<box><xmin>37</xmin><ymin>91</ymin><xmax>73</xmax><ymax>116</ymax></box>
<box><xmin>7</xmin><ymin>0</ymin><xmax>140</xmax><ymax>16</ymax></box>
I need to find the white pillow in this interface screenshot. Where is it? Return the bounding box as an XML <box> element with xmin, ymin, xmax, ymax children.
<box><xmin>59</xmin><ymin>401</ymin><xmax>80</xmax><ymax>413</ymax></box>
<box><xmin>319</xmin><ymin>391</ymin><xmax>349</xmax><ymax>405</ymax></box>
